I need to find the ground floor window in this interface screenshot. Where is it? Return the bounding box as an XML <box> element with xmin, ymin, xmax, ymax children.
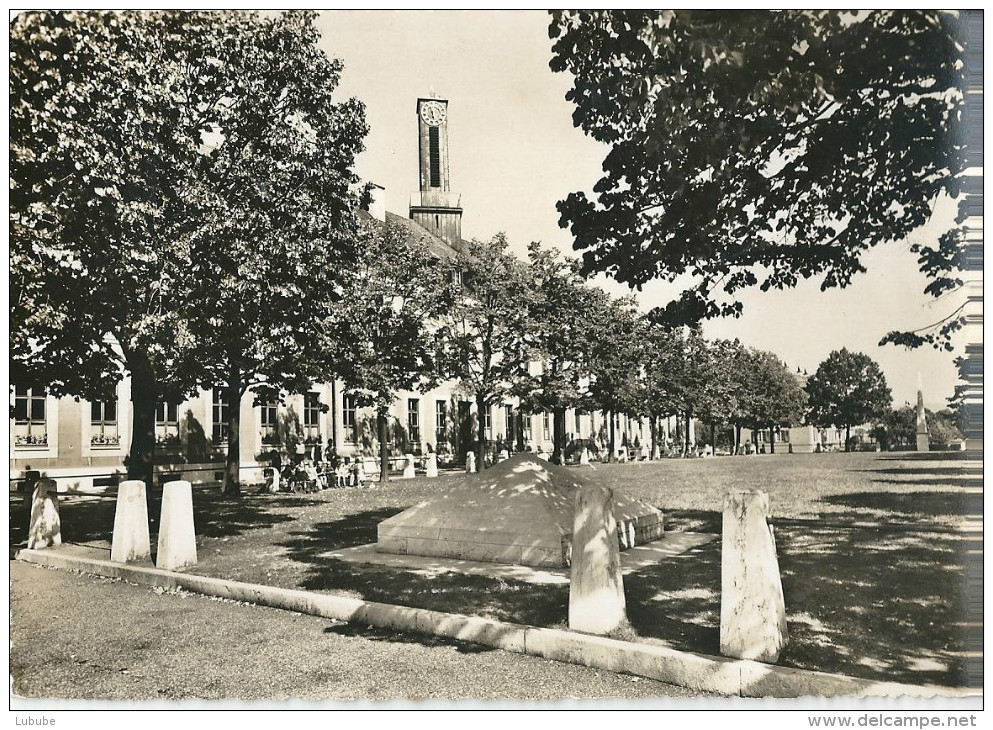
<box><xmin>542</xmin><ymin>412</ymin><xmax>550</xmax><ymax>441</ymax></box>
<box><xmin>504</xmin><ymin>404</ymin><xmax>514</xmax><ymax>443</ymax></box>
<box><xmin>435</xmin><ymin>400</ymin><xmax>447</xmax><ymax>447</ymax></box>
<box><xmin>260</xmin><ymin>401</ymin><xmax>278</xmax><ymax>444</ymax></box>
<box><xmin>304</xmin><ymin>392</ymin><xmax>322</xmax><ymax>443</ymax></box>
<box><xmin>212</xmin><ymin>389</ymin><xmax>229</xmax><ymax>444</ymax></box>
<box><xmin>90</xmin><ymin>398</ymin><xmax>119</xmax><ymax>445</ymax></box>
<box><xmin>14</xmin><ymin>386</ymin><xmax>48</xmax><ymax>446</ymax></box>
<box><xmin>483</xmin><ymin>405</ymin><xmax>492</xmax><ymax>440</ymax></box>
<box><xmin>343</xmin><ymin>394</ymin><xmax>357</xmax><ymax>443</ymax></box>
<box><xmin>155</xmin><ymin>401</ymin><xmax>179</xmax><ymax>444</ymax></box>
<box><xmin>408</xmin><ymin>398</ymin><xmax>420</xmax><ymax>443</ymax></box>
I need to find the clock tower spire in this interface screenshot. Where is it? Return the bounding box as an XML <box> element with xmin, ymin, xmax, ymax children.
<box><xmin>410</xmin><ymin>96</ymin><xmax>463</xmax><ymax>245</ymax></box>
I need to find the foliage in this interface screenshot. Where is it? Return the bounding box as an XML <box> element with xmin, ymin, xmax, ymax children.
<box><xmin>549</xmin><ymin>10</ymin><xmax>967</xmax><ymax>344</ymax></box>
<box><xmin>806</xmin><ymin>349</ymin><xmax>892</xmax><ymax>435</ymax></box>
<box><xmin>738</xmin><ymin>348</ymin><xmax>808</xmax><ymax>432</ymax></box>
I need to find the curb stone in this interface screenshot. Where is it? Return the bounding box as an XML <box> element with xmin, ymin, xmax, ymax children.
<box><xmin>15</xmin><ymin>547</ymin><xmax>980</xmax><ymax>699</ymax></box>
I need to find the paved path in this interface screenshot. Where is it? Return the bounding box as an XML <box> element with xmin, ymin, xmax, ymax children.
<box><xmin>11</xmin><ymin>560</ymin><xmax>709</xmax><ymax>703</ymax></box>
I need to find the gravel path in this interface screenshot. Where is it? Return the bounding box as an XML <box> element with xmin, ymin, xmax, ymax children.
<box><xmin>10</xmin><ymin>560</ymin><xmax>710</xmax><ymax>703</ymax></box>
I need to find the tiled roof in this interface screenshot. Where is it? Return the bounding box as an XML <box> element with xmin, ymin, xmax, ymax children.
<box><xmin>356</xmin><ymin>209</ymin><xmax>465</xmax><ymax>260</ymax></box>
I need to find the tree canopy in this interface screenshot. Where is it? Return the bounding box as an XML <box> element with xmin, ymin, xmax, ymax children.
<box><xmin>548</xmin><ymin>10</ymin><xmax>967</xmax><ymax>342</ymax></box>
<box><xmin>806</xmin><ymin>348</ymin><xmax>892</xmax><ymax>449</ymax></box>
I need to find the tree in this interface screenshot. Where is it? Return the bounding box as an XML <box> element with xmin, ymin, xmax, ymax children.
<box><xmin>10</xmin><ymin>11</ymin><xmax>366</xmax><ymax>492</ymax></box>
<box><xmin>175</xmin><ymin>10</ymin><xmax>367</xmax><ymax>495</ymax></box>
<box><xmin>329</xmin><ymin>218</ymin><xmax>454</xmax><ymax>483</ymax></box>
<box><xmin>739</xmin><ymin>349</ymin><xmax>808</xmax><ymax>452</ymax></box>
<box><xmin>548</xmin><ymin>11</ymin><xmax>967</xmax><ymax>342</ymax></box>
<box><xmin>512</xmin><ymin>244</ymin><xmax>600</xmax><ymax>465</ymax></box>
<box><xmin>585</xmin><ymin>296</ymin><xmax>646</xmax><ymax>460</ymax></box>
<box><xmin>438</xmin><ymin>235</ymin><xmax>535</xmax><ymax>469</ymax></box>
<box><xmin>806</xmin><ymin>349</ymin><xmax>892</xmax><ymax>451</ymax></box>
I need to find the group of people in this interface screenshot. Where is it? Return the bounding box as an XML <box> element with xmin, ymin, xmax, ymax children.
<box><xmin>267</xmin><ymin>446</ymin><xmax>372</xmax><ymax>493</ymax></box>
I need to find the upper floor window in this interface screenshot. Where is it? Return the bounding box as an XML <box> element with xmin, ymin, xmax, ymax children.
<box><xmin>14</xmin><ymin>386</ymin><xmax>48</xmax><ymax>446</ymax></box>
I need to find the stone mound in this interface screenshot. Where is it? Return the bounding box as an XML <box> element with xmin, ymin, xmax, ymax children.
<box><xmin>376</xmin><ymin>453</ymin><xmax>663</xmax><ymax>567</ymax></box>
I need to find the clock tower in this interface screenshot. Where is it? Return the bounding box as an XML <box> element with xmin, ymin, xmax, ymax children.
<box><xmin>410</xmin><ymin>96</ymin><xmax>463</xmax><ymax>246</ymax></box>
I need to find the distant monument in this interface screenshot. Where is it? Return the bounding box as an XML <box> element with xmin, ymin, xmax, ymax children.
<box><xmin>916</xmin><ymin>380</ymin><xmax>929</xmax><ymax>452</ymax></box>
<box><xmin>377</xmin><ymin>453</ymin><xmax>663</xmax><ymax>568</ymax></box>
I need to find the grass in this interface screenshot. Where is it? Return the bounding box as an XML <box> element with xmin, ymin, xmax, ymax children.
<box><xmin>10</xmin><ymin>450</ymin><xmax>981</xmax><ymax>688</ymax></box>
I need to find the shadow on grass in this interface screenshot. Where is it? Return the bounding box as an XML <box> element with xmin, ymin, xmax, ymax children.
<box><xmin>322</xmin><ymin>621</ymin><xmax>495</xmax><ymax>654</ymax></box>
<box><xmin>878</xmin><ymin>452</ymin><xmax>973</xmax><ymax>462</ymax></box>
<box><xmin>9</xmin><ymin>491</ymin><xmax>321</xmax><ymax>553</ymax></box>
<box><xmin>821</xmin><ymin>490</ymin><xmax>982</xmax><ymax>518</ymax></box>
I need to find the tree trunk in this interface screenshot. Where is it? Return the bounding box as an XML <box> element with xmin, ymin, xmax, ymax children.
<box><xmin>845</xmin><ymin>424</ymin><xmax>851</xmax><ymax>452</ymax></box>
<box><xmin>683</xmin><ymin>409</ymin><xmax>692</xmax><ymax>455</ymax></box>
<box><xmin>769</xmin><ymin>426</ymin><xmax>776</xmax><ymax>454</ymax></box>
<box><xmin>607</xmin><ymin>409</ymin><xmax>615</xmax><ymax>462</ymax></box>
<box><xmin>378</xmin><ymin>404</ymin><xmax>389</xmax><ymax>483</ymax></box>
<box><xmin>222</xmin><ymin>363</ymin><xmax>243</xmax><ymax>497</ymax></box>
<box><xmin>553</xmin><ymin>406</ymin><xmax>566</xmax><ymax>465</ymax></box>
<box><xmin>711</xmin><ymin>422</ymin><xmax>717</xmax><ymax>453</ymax></box>
<box><xmin>515</xmin><ymin>410</ymin><xmax>525</xmax><ymax>452</ymax></box>
<box><xmin>649</xmin><ymin>411</ymin><xmax>657</xmax><ymax>459</ymax></box>
<box><xmin>476</xmin><ymin>392</ymin><xmax>487</xmax><ymax>470</ymax></box>
<box><xmin>126</xmin><ymin>353</ymin><xmax>157</xmax><ymax>492</ymax></box>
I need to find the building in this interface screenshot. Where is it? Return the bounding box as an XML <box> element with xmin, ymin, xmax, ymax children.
<box><xmin>10</xmin><ymin>95</ymin><xmax>661</xmax><ymax>492</ymax></box>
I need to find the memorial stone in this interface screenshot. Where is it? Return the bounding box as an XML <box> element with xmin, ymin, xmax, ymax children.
<box><xmin>720</xmin><ymin>489</ymin><xmax>788</xmax><ymax>662</ymax></box>
<box><xmin>156</xmin><ymin>480</ymin><xmax>198</xmax><ymax>571</ymax></box>
<box><xmin>465</xmin><ymin>451</ymin><xmax>476</xmax><ymax>474</ymax></box>
<box><xmin>27</xmin><ymin>478</ymin><xmax>61</xmax><ymax>550</ymax></box>
<box><xmin>425</xmin><ymin>452</ymin><xmax>439</xmax><ymax>478</ymax></box>
<box><xmin>111</xmin><ymin>480</ymin><xmax>151</xmax><ymax>563</ymax></box>
<box><xmin>403</xmin><ymin>454</ymin><xmax>416</xmax><ymax>479</ymax></box>
<box><xmin>569</xmin><ymin>485</ymin><xmax>626</xmax><ymax>634</ymax></box>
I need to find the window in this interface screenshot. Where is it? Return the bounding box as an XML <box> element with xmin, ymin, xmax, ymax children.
<box><xmin>435</xmin><ymin>400</ymin><xmax>447</xmax><ymax>446</ymax></box>
<box><xmin>483</xmin><ymin>406</ymin><xmax>492</xmax><ymax>440</ymax></box>
<box><xmin>212</xmin><ymin>389</ymin><xmax>229</xmax><ymax>443</ymax></box>
<box><xmin>155</xmin><ymin>401</ymin><xmax>179</xmax><ymax>443</ymax></box>
<box><xmin>429</xmin><ymin>126</ymin><xmax>441</xmax><ymax>187</ymax></box>
<box><xmin>542</xmin><ymin>412</ymin><xmax>550</xmax><ymax>441</ymax></box>
<box><xmin>504</xmin><ymin>404</ymin><xmax>514</xmax><ymax>442</ymax></box>
<box><xmin>260</xmin><ymin>401</ymin><xmax>278</xmax><ymax>443</ymax></box>
<box><xmin>575</xmin><ymin>410</ymin><xmax>582</xmax><ymax>436</ymax></box>
<box><xmin>522</xmin><ymin>413</ymin><xmax>532</xmax><ymax>441</ymax></box>
<box><xmin>90</xmin><ymin>398</ymin><xmax>119</xmax><ymax>445</ymax></box>
<box><xmin>343</xmin><ymin>394</ymin><xmax>357</xmax><ymax>442</ymax></box>
<box><xmin>14</xmin><ymin>386</ymin><xmax>48</xmax><ymax>446</ymax></box>
<box><xmin>304</xmin><ymin>392</ymin><xmax>321</xmax><ymax>442</ymax></box>
<box><xmin>408</xmin><ymin>398</ymin><xmax>420</xmax><ymax>443</ymax></box>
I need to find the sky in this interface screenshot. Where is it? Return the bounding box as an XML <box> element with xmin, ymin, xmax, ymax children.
<box><xmin>317</xmin><ymin>10</ymin><xmax>967</xmax><ymax>410</ymax></box>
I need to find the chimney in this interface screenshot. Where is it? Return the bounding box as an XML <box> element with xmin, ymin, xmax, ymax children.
<box><xmin>364</xmin><ymin>183</ymin><xmax>386</xmax><ymax>222</ymax></box>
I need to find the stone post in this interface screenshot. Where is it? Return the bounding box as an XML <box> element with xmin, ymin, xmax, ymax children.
<box><xmin>465</xmin><ymin>451</ymin><xmax>476</xmax><ymax>474</ymax></box>
<box><xmin>263</xmin><ymin>467</ymin><xmax>280</xmax><ymax>493</ymax></box>
<box><xmin>425</xmin><ymin>452</ymin><xmax>439</xmax><ymax>478</ymax></box>
<box><xmin>27</xmin><ymin>478</ymin><xmax>61</xmax><ymax>550</ymax></box>
<box><xmin>579</xmin><ymin>448</ymin><xmax>591</xmax><ymax>466</ymax></box>
<box><xmin>916</xmin><ymin>388</ymin><xmax>930</xmax><ymax>452</ymax></box>
<box><xmin>403</xmin><ymin>453</ymin><xmax>416</xmax><ymax>479</ymax></box>
<box><xmin>720</xmin><ymin>489</ymin><xmax>788</xmax><ymax>662</ymax></box>
<box><xmin>156</xmin><ymin>480</ymin><xmax>197</xmax><ymax>571</ymax></box>
<box><xmin>111</xmin><ymin>480</ymin><xmax>151</xmax><ymax>563</ymax></box>
<box><xmin>569</xmin><ymin>485</ymin><xmax>626</xmax><ymax>634</ymax></box>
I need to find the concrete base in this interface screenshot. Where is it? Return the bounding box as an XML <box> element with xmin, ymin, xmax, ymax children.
<box><xmin>156</xmin><ymin>480</ymin><xmax>197</xmax><ymax>571</ymax></box>
<box><xmin>111</xmin><ymin>480</ymin><xmax>151</xmax><ymax>563</ymax></box>
<box><xmin>377</xmin><ymin>454</ymin><xmax>663</xmax><ymax>568</ymax></box>
<box><xmin>917</xmin><ymin>434</ymin><xmax>930</xmax><ymax>452</ymax></box>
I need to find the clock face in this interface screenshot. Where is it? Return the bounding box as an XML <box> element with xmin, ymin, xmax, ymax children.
<box><xmin>420</xmin><ymin>101</ymin><xmax>446</xmax><ymax>126</ymax></box>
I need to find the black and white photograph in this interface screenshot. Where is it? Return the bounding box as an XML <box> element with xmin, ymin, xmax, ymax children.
<box><xmin>8</xmin><ymin>8</ymin><xmax>984</xmax><ymax>718</ymax></box>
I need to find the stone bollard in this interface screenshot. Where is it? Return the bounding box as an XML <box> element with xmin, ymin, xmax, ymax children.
<box><xmin>263</xmin><ymin>468</ymin><xmax>280</xmax><ymax>494</ymax></box>
<box><xmin>720</xmin><ymin>489</ymin><xmax>788</xmax><ymax>662</ymax></box>
<box><xmin>403</xmin><ymin>454</ymin><xmax>416</xmax><ymax>479</ymax></box>
<box><xmin>569</xmin><ymin>485</ymin><xmax>626</xmax><ymax>635</ymax></box>
<box><xmin>579</xmin><ymin>448</ymin><xmax>591</xmax><ymax>466</ymax></box>
<box><xmin>111</xmin><ymin>480</ymin><xmax>151</xmax><ymax>563</ymax></box>
<box><xmin>27</xmin><ymin>478</ymin><xmax>61</xmax><ymax>550</ymax></box>
<box><xmin>156</xmin><ymin>480</ymin><xmax>197</xmax><ymax>571</ymax></box>
<box><xmin>425</xmin><ymin>452</ymin><xmax>439</xmax><ymax>478</ymax></box>
<box><xmin>465</xmin><ymin>451</ymin><xmax>476</xmax><ymax>474</ymax></box>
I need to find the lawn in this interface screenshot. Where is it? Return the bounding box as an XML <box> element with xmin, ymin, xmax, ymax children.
<box><xmin>10</xmin><ymin>450</ymin><xmax>981</xmax><ymax>688</ymax></box>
